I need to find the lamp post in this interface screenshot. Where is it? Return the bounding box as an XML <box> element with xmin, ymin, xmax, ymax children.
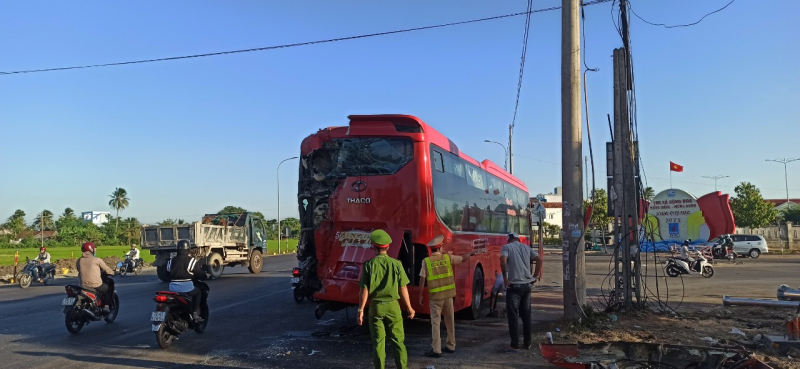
<box><xmin>277</xmin><ymin>156</ymin><xmax>299</xmax><ymax>254</ymax></box>
<box><xmin>702</xmin><ymin>175</ymin><xmax>729</xmax><ymax>192</ymax></box>
<box><xmin>765</xmin><ymin>158</ymin><xmax>799</xmax><ymax>205</ymax></box>
<box><xmin>483</xmin><ymin>140</ymin><xmax>508</xmax><ymax>171</ymax></box>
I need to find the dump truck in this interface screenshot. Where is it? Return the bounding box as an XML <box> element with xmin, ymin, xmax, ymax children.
<box><xmin>141</xmin><ymin>212</ymin><xmax>270</xmax><ymax>282</ymax></box>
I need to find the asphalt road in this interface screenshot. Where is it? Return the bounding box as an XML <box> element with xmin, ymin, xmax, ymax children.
<box><xmin>0</xmin><ymin>255</ymin><xmax>374</xmax><ymax>369</ymax></box>
<box><xmin>2</xmin><ymin>252</ymin><xmax>797</xmax><ymax>369</ymax></box>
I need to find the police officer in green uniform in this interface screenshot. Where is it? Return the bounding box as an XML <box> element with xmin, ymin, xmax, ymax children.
<box><xmin>357</xmin><ymin>229</ymin><xmax>415</xmax><ymax>369</ymax></box>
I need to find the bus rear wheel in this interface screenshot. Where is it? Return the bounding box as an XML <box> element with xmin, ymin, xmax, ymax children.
<box><xmin>457</xmin><ymin>267</ymin><xmax>484</xmax><ymax>320</ymax></box>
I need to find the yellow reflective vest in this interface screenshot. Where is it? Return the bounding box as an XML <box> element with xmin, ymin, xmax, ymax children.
<box><xmin>425</xmin><ymin>254</ymin><xmax>456</xmax><ymax>300</ymax></box>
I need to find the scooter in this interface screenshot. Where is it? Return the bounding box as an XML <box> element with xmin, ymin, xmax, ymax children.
<box><xmin>665</xmin><ymin>253</ymin><xmax>714</xmax><ymax>278</ymax></box>
<box><xmin>711</xmin><ymin>239</ymin><xmax>736</xmax><ymax>262</ymax></box>
<box><xmin>17</xmin><ymin>258</ymin><xmax>56</xmax><ymax>288</ymax></box>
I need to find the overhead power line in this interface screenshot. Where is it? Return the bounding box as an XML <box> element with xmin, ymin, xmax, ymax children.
<box><xmin>1</xmin><ymin>0</ymin><xmax>612</xmax><ymax>76</ymax></box>
<box><xmin>629</xmin><ymin>0</ymin><xmax>735</xmax><ymax>29</ymax></box>
<box><xmin>509</xmin><ymin>0</ymin><xmax>534</xmax><ymax>130</ymax></box>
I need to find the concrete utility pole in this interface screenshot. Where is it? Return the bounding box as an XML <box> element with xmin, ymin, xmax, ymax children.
<box><xmin>765</xmin><ymin>158</ymin><xmax>799</xmax><ymax>205</ymax></box>
<box><xmin>277</xmin><ymin>156</ymin><xmax>299</xmax><ymax>254</ymax></box>
<box><xmin>561</xmin><ymin>0</ymin><xmax>585</xmax><ymax>320</ymax></box>
<box><xmin>611</xmin><ymin>0</ymin><xmax>642</xmax><ymax>309</ymax></box>
<box><xmin>702</xmin><ymin>175</ymin><xmax>729</xmax><ymax>192</ymax></box>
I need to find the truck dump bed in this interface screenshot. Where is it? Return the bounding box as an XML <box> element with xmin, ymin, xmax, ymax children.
<box><xmin>141</xmin><ymin>214</ymin><xmax>250</xmax><ymax>250</ymax></box>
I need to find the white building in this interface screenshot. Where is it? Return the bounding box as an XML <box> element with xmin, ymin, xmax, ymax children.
<box><xmin>536</xmin><ymin>186</ymin><xmax>563</xmax><ymax>204</ymax></box>
<box><xmin>82</xmin><ymin>211</ymin><xmax>110</xmax><ymax>226</ymax></box>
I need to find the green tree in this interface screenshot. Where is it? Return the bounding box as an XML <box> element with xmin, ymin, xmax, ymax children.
<box><xmin>33</xmin><ymin>210</ymin><xmax>55</xmax><ymax>231</ymax></box>
<box><xmin>109</xmin><ymin>187</ymin><xmax>130</xmax><ymax>237</ymax></box>
<box><xmin>62</xmin><ymin>207</ymin><xmax>75</xmax><ymax>219</ymax></box>
<box><xmin>643</xmin><ymin>187</ymin><xmax>655</xmax><ymax>202</ymax></box>
<box><xmin>5</xmin><ymin>209</ymin><xmax>27</xmax><ymax>238</ymax></box>
<box><xmin>265</xmin><ymin>219</ymin><xmax>278</xmax><ymax>239</ymax></box>
<box><xmin>121</xmin><ymin>217</ymin><xmax>141</xmax><ymax>246</ymax></box>
<box><xmin>583</xmin><ymin>188</ymin><xmax>611</xmax><ymax>232</ymax></box>
<box><xmin>157</xmin><ymin>218</ymin><xmax>186</xmax><ymax>226</ymax></box>
<box><xmin>781</xmin><ymin>204</ymin><xmax>800</xmax><ymax>224</ymax></box>
<box><xmin>280</xmin><ymin>217</ymin><xmax>301</xmax><ymax>238</ymax></box>
<box><xmin>218</xmin><ymin>206</ymin><xmax>247</xmax><ymax>214</ymax></box>
<box><xmin>544</xmin><ymin>223</ymin><xmax>562</xmax><ymax>239</ymax></box>
<box><xmin>730</xmin><ymin>182</ymin><xmax>777</xmax><ymax>228</ymax></box>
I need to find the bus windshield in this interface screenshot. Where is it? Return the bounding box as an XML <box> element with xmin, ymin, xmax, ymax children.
<box><xmin>332</xmin><ymin>137</ymin><xmax>413</xmax><ymax>176</ymax></box>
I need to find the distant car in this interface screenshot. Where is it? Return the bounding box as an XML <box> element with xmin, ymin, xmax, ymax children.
<box><xmin>707</xmin><ymin>234</ymin><xmax>768</xmax><ymax>258</ymax></box>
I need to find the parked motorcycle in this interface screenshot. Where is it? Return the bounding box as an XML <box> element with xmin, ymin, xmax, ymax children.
<box><xmin>665</xmin><ymin>253</ymin><xmax>714</xmax><ymax>278</ymax></box>
<box><xmin>291</xmin><ymin>259</ymin><xmax>320</xmax><ymax>304</ymax></box>
<box><xmin>17</xmin><ymin>258</ymin><xmax>56</xmax><ymax>288</ymax></box>
<box><xmin>62</xmin><ymin>275</ymin><xmax>120</xmax><ymax>334</ymax></box>
<box><xmin>151</xmin><ymin>281</ymin><xmax>210</xmax><ymax>349</ymax></box>
<box><xmin>115</xmin><ymin>253</ymin><xmax>143</xmax><ymax>276</ymax></box>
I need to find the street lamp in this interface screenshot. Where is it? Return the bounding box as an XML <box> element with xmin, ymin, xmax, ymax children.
<box><xmin>765</xmin><ymin>158</ymin><xmax>799</xmax><ymax>205</ymax></box>
<box><xmin>277</xmin><ymin>156</ymin><xmax>299</xmax><ymax>254</ymax></box>
<box><xmin>702</xmin><ymin>175</ymin><xmax>729</xmax><ymax>192</ymax></box>
<box><xmin>483</xmin><ymin>140</ymin><xmax>508</xmax><ymax>171</ymax></box>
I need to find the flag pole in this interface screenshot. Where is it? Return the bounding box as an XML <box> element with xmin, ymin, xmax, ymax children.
<box><xmin>670</xmin><ymin>165</ymin><xmax>673</xmax><ymax>189</ymax></box>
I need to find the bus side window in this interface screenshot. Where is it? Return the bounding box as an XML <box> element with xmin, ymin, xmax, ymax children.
<box><xmin>433</xmin><ymin>151</ymin><xmax>444</xmax><ymax>173</ymax></box>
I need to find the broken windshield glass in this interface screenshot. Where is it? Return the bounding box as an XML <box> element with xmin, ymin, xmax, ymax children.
<box><xmin>331</xmin><ymin>138</ymin><xmax>413</xmax><ymax>176</ymax></box>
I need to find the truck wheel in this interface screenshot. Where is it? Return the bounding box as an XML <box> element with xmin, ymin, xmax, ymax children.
<box><xmin>248</xmin><ymin>250</ymin><xmax>263</xmax><ymax>274</ymax></box>
<box><xmin>208</xmin><ymin>253</ymin><xmax>224</xmax><ymax>279</ymax></box>
<box><xmin>156</xmin><ymin>265</ymin><xmax>171</xmax><ymax>283</ymax></box>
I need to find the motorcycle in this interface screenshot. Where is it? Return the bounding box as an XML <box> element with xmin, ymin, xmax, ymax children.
<box><xmin>115</xmin><ymin>253</ymin><xmax>143</xmax><ymax>276</ymax></box>
<box><xmin>17</xmin><ymin>258</ymin><xmax>56</xmax><ymax>288</ymax></box>
<box><xmin>665</xmin><ymin>253</ymin><xmax>714</xmax><ymax>278</ymax></box>
<box><xmin>711</xmin><ymin>239</ymin><xmax>736</xmax><ymax>262</ymax></box>
<box><xmin>291</xmin><ymin>259</ymin><xmax>320</xmax><ymax>304</ymax></box>
<box><xmin>151</xmin><ymin>281</ymin><xmax>210</xmax><ymax>349</ymax></box>
<box><xmin>62</xmin><ymin>274</ymin><xmax>120</xmax><ymax>334</ymax></box>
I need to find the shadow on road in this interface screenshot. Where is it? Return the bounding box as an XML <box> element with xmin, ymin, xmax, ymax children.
<box><xmin>14</xmin><ymin>350</ymin><xmax>246</xmax><ymax>369</ymax></box>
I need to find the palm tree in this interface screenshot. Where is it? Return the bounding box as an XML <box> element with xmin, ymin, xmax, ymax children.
<box><xmin>33</xmin><ymin>210</ymin><xmax>55</xmax><ymax>231</ymax></box>
<box><xmin>109</xmin><ymin>187</ymin><xmax>130</xmax><ymax>237</ymax></box>
<box><xmin>63</xmin><ymin>207</ymin><xmax>75</xmax><ymax>218</ymax></box>
<box><xmin>643</xmin><ymin>187</ymin><xmax>655</xmax><ymax>202</ymax></box>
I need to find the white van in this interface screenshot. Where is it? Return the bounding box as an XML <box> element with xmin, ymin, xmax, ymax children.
<box><xmin>707</xmin><ymin>234</ymin><xmax>768</xmax><ymax>258</ymax></box>
<box><xmin>730</xmin><ymin>234</ymin><xmax>768</xmax><ymax>258</ymax></box>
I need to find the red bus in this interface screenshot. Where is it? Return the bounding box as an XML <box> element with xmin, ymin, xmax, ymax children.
<box><xmin>296</xmin><ymin>114</ymin><xmax>540</xmax><ymax>319</ymax></box>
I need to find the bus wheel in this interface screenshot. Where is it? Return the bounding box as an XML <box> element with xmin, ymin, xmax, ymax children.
<box><xmin>458</xmin><ymin>268</ymin><xmax>484</xmax><ymax>320</ymax></box>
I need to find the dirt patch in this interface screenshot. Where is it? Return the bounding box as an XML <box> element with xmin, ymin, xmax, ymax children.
<box><xmin>556</xmin><ymin>306</ymin><xmax>800</xmax><ymax>368</ymax></box>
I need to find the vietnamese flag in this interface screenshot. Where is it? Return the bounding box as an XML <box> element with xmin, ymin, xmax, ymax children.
<box><xmin>670</xmin><ymin>161</ymin><xmax>684</xmax><ymax>172</ymax></box>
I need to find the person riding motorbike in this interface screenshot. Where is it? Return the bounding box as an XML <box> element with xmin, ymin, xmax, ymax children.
<box><xmin>679</xmin><ymin>240</ymin><xmax>700</xmax><ymax>268</ymax></box>
<box><xmin>125</xmin><ymin>244</ymin><xmax>141</xmax><ymax>269</ymax></box>
<box><xmin>166</xmin><ymin>240</ymin><xmax>208</xmax><ymax>322</ymax></box>
<box><xmin>33</xmin><ymin>247</ymin><xmax>51</xmax><ymax>282</ymax></box>
<box><xmin>76</xmin><ymin>242</ymin><xmax>115</xmax><ymax>312</ymax></box>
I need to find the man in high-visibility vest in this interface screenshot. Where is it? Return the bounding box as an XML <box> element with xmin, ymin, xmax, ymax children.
<box><xmin>418</xmin><ymin>235</ymin><xmax>475</xmax><ymax>358</ymax></box>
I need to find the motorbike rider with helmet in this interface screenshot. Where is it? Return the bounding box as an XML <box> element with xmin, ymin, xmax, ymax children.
<box><xmin>679</xmin><ymin>240</ymin><xmax>700</xmax><ymax>268</ymax></box>
<box><xmin>166</xmin><ymin>240</ymin><xmax>208</xmax><ymax>322</ymax></box>
<box><xmin>33</xmin><ymin>247</ymin><xmax>52</xmax><ymax>282</ymax></box>
<box><xmin>125</xmin><ymin>244</ymin><xmax>141</xmax><ymax>269</ymax></box>
<box><xmin>76</xmin><ymin>242</ymin><xmax>115</xmax><ymax>312</ymax></box>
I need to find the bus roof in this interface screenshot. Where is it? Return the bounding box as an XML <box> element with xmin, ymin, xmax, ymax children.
<box><xmin>305</xmin><ymin>114</ymin><xmax>529</xmax><ymax>192</ymax></box>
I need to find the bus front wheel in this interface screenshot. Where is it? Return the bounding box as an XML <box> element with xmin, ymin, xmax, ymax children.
<box><xmin>458</xmin><ymin>267</ymin><xmax>484</xmax><ymax>320</ymax></box>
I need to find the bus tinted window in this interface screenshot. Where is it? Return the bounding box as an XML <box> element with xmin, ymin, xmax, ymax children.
<box><xmin>432</xmin><ymin>144</ymin><xmax>530</xmax><ymax>235</ymax></box>
<box><xmin>334</xmin><ymin>138</ymin><xmax>413</xmax><ymax>176</ymax></box>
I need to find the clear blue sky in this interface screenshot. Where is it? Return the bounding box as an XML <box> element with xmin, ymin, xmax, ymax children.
<box><xmin>1</xmin><ymin>0</ymin><xmax>798</xmax><ymax>224</ymax></box>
